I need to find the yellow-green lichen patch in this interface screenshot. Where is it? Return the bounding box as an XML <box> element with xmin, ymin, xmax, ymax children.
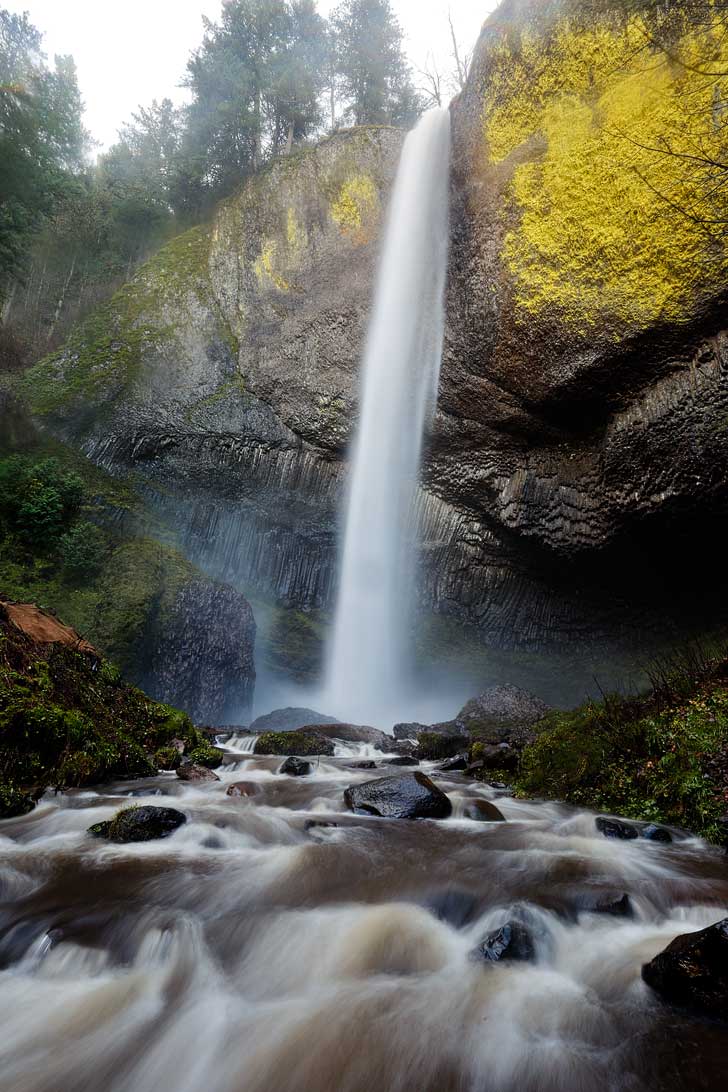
<box><xmin>254</xmin><ymin>207</ymin><xmax>308</xmax><ymax>293</ymax></box>
<box><xmin>330</xmin><ymin>174</ymin><xmax>379</xmax><ymax>243</ymax></box>
<box><xmin>484</xmin><ymin>11</ymin><xmax>728</xmax><ymax>332</ymax></box>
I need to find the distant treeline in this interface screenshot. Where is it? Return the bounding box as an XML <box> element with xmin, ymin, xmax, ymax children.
<box><xmin>0</xmin><ymin>0</ymin><xmax>426</xmax><ymax>353</ymax></box>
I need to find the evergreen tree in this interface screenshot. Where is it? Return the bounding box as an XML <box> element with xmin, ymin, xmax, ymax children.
<box><xmin>330</xmin><ymin>0</ymin><xmax>423</xmax><ymax>127</ymax></box>
<box><xmin>183</xmin><ymin>0</ymin><xmax>327</xmax><ymax>201</ymax></box>
<box><xmin>0</xmin><ymin>10</ymin><xmax>87</xmax><ymax>296</ymax></box>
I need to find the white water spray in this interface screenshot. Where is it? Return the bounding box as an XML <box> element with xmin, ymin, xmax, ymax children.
<box><xmin>323</xmin><ymin>109</ymin><xmax>451</xmax><ymax>724</ymax></box>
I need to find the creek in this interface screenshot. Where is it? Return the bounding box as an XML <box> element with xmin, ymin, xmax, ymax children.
<box><xmin>0</xmin><ymin>737</ymin><xmax>726</xmax><ymax>1092</ymax></box>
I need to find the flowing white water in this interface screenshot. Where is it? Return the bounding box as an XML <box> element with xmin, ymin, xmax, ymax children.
<box><xmin>323</xmin><ymin>108</ymin><xmax>451</xmax><ymax>725</ymax></box>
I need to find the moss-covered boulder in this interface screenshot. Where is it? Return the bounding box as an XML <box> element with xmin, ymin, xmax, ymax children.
<box><xmin>88</xmin><ymin>805</ymin><xmax>186</xmax><ymax>843</ymax></box>
<box><xmin>254</xmin><ymin>730</ymin><xmax>335</xmax><ymax>757</ymax></box>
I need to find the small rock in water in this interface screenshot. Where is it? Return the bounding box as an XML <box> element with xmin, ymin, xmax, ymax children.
<box><xmin>344</xmin><ymin>772</ymin><xmax>452</xmax><ymax>820</ymax></box>
<box><xmin>88</xmin><ymin>805</ymin><xmax>186</xmax><ymax>843</ymax></box>
<box><xmin>177</xmin><ymin>763</ymin><xmax>220</xmax><ymax>782</ymax></box>
<box><xmin>472</xmin><ymin>921</ymin><xmax>535</xmax><ymax>963</ymax></box>
<box><xmin>226</xmin><ymin>781</ymin><xmax>259</xmax><ymax>797</ymax></box>
<box><xmin>438</xmin><ymin>754</ymin><xmax>468</xmax><ymax>772</ymax></box>
<box><xmin>595</xmin><ymin>816</ymin><xmax>639</xmax><ymax>840</ymax></box>
<box><xmin>280</xmin><ymin>756</ymin><xmax>311</xmax><ymax>777</ymax></box>
<box><xmin>126</xmin><ymin>787</ymin><xmax>163</xmax><ymax>797</ymax></box>
<box><xmin>304</xmin><ymin>819</ymin><xmax>339</xmax><ymax>831</ymax></box>
<box><xmin>463</xmin><ymin>799</ymin><xmax>506</xmax><ymax>822</ymax></box>
<box><xmin>642</xmin><ymin>917</ymin><xmax>728</xmax><ymax>1018</ymax></box>
<box><xmin>572</xmin><ymin>890</ymin><xmax>633</xmax><ymax>917</ymax></box>
<box><xmin>642</xmin><ymin>823</ymin><xmax>672</xmax><ymax>843</ymax></box>
<box><xmin>384</xmin><ymin>755</ymin><xmax>419</xmax><ymax>767</ymax></box>
<box><xmin>345</xmin><ymin>760</ymin><xmax>377</xmax><ymax>770</ymax></box>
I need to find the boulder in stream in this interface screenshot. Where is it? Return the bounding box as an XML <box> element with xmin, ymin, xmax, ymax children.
<box><xmin>384</xmin><ymin>755</ymin><xmax>419</xmax><ymax>767</ymax></box>
<box><xmin>254</xmin><ymin>731</ymin><xmax>335</xmax><ymax>757</ymax></box>
<box><xmin>249</xmin><ymin>707</ymin><xmax>340</xmax><ymax>733</ymax></box>
<box><xmin>472</xmin><ymin>921</ymin><xmax>535</xmax><ymax>963</ymax></box>
<box><xmin>595</xmin><ymin>816</ymin><xmax>639</xmax><ymax>840</ymax></box>
<box><xmin>572</xmin><ymin>890</ymin><xmax>633</xmax><ymax>917</ymax></box>
<box><xmin>642</xmin><ymin>918</ymin><xmax>728</xmax><ymax>1019</ymax></box>
<box><xmin>344</xmin><ymin>772</ymin><xmax>452</xmax><ymax>820</ymax></box>
<box><xmin>280</xmin><ymin>756</ymin><xmax>312</xmax><ymax>776</ymax></box>
<box><xmin>226</xmin><ymin>781</ymin><xmax>260</xmax><ymax>797</ymax></box>
<box><xmin>88</xmin><ymin>805</ymin><xmax>186</xmax><ymax>843</ymax></box>
<box><xmin>463</xmin><ymin>799</ymin><xmax>506</xmax><ymax>822</ymax></box>
<box><xmin>176</xmin><ymin>763</ymin><xmax>220</xmax><ymax>782</ymax></box>
<box><xmin>438</xmin><ymin>754</ymin><xmax>469</xmax><ymax>772</ymax></box>
<box><xmin>642</xmin><ymin>824</ymin><xmax>672</xmax><ymax>843</ymax></box>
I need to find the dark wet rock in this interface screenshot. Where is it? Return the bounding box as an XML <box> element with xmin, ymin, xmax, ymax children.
<box><xmin>345</xmin><ymin>760</ymin><xmax>377</xmax><ymax>769</ymax></box>
<box><xmin>226</xmin><ymin>781</ymin><xmax>260</xmax><ymax>797</ymax></box>
<box><xmin>126</xmin><ymin>787</ymin><xmax>164</xmax><ymax>797</ymax></box>
<box><xmin>392</xmin><ymin>722</ymin><xmax>429</xmax><ymax>741</ymax></box>
<box><xmin>88</xmin><ymin>805</ymin><xmax>186</xmax><ymax>843</ymax></box>
<box><xmin>201</xmin><ymin>834</ymin><xmax>224</xmax><ymax>849</ymax></box>
<box><xmin>596</xmin><ymin>816</ymin><xmax>639</xmax><ymax>840</ymax></box>
<box><xmin>343</xmin><ymin>772</ymin><xmax>452</xmax><ymax>820</ymax></box>
<box><xmin>438</xmin><ymin>754</ymin><xmax>469</xmax><ymax>772</ymax></box>
<box><xmin>388</xmin><ymin>739</ymin><xmax>418</xmax><ymax>756</ymax></box>
<box><xmin>384</xmin><ymin>756</ymin><xmax>419</xmax><ymax>767</ymax></box>
<box><xmin>176</xmin><ymin>763</ymin><xmax>220</xmax><ymax>783</ymax></box>
<box><xmin>279</xmin><ymin>756</ymin><xmax>312</xmax><ymax>777</ymax></box>
<box><xmin>304</xmin><ymin>819</ymin><xmax>339</xmax><ymax>831</ymax></box>
<box><xmin>475</xmin><ymin>742</ymin><xmax>519</xmax><ymax>773</ymax></box>
<box><xmin>464</xmin><ymin>760</ymin><xmax>485</xmax><ymax>778</ymax></box>
<box><xmin>142</xmin><ymin>578</ymin><xmax>256</xmax><ymax>724</ymax></box>
<box><xmin>472</xmin><ymin>921</ymin><xmax>535</xmax><ymax>964</ymax></box>
<box><xmin>572</xmin><ymin>890</ymin><xmax>633</xmax><ymax>917</ymax></box>
<box><xmin>489</xmin><ymin>781</ymin><xmax>509</xmax><ymax>791</ymax></box>
<box><xmin>642</xmin><ymin>918</ymin><xmax>728</xmax><ymax>1018</ymax></box>
<box><xmin>426</xmin><ymin>888</ymin><xmax>480</xmax><ymax>929</ymax></box>
<box><xmin>463</xmin><ymin>799</ymin><xmax>506</xmax><ymax>822</ymax></box>
<box><xmin>254</xmin><ymin>730</ymin><xmax>334</xmax><ymax>756</ymax></box>
<box><xmin>642</xmin><ymin>824</ymin><xmax>672</xmax><ymax>843</ymax></box>
<box><xmin>249</xmin><ymin>707</ymin><xmax>340</xmax><ymax>733</ymax></box>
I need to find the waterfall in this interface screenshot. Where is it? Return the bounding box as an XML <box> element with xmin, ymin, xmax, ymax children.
<box><xmin>323</xmin><ymin>108</ymin><xmax>451</xmax><ymax>725</ymax></box>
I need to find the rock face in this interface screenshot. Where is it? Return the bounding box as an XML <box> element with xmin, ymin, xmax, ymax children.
<box><xmin>20</xmin><ymin>1</ymin><xmax>728</xmax><ymax>672</ymax></box>
<box><xmin>344</xmin><ymin>772</ymin><xmax>452</xmax><ymax>820</ymax></box>
<box><xmin>249</xmin><ymin>707</ymin><xmax>340</xmax><ymax>733</ymax></box>
<box><xmin>455</xmin><ymin>686</ymin><xmax>550</xmax><ymax>742</ymax></box>
<box><xmin>642</xmin><ymin>919</ymin><xmax>728</xmax><ymax>1019</ymax></box>
<box><xmin>88</xmin><ymin>806</ymin><xmax>186</xmax><ymax>842</ymax></box>
<box><xmin>143</xmin><ymin>578</ymin><xmax>256</xmax><ymax>724</ymax></box>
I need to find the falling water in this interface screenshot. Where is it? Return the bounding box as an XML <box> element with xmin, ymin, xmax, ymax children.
<box><xmin>324</xmin><ymin>108</ymin><xmax>451</xmax><ymax>725</ymax></box>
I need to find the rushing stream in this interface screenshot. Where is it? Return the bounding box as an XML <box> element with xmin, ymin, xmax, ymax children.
<box><xmin>1</xmin><ymin>739</ymin><xmax>727</xmax><ymax>1092</ymax></box>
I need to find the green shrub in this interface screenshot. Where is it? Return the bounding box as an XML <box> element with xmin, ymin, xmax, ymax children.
<box><xmin>154</xmin><ymin>745</ymin><xmax>182</xmax><ymax>771</ymax></box>
<box><xmin>59</xmin><ymin>521</ymin><xmax>107</xmax><ymax>581</ymax></box>
<box><xmin>0</xmin><ymin>455</ymin><xmax>84</xmax><ymax>550</ymax></box>
<box><xmin>517</xmin><ymin>688</ymin><xmax>728</xmax><ymax>842</ymax></box>
<box><xmin>0</xmin><ymin>782</ymin><xmax>34</xmax><ymax>819</ymax></box>
<box><xmin>187</xmin><ymin>741</ymin><xmax>223</xmax><ymax>768</ymax></box>
<box><xmin>417</xmin><ymin>732</ymin><xmax>464</xmax><ymax>760</ymax></box>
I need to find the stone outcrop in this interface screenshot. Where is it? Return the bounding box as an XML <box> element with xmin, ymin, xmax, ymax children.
<box><xmin>142</xmin><ymin>578</ymin><xmax>256</xmax><ymax>724</ymax></box>
<box><xmin>18</xmin><ymin>1</ymin><xmax>728</xmax><ymax>676</ymax></box>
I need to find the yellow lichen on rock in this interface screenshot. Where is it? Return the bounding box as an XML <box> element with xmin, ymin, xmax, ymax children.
<box><xmin>330</xmin><ymin>174</ymin><xmax>379</xmax><ymax>243</ymax></box>
<box><xmin>254</xmin><ymin>239</ymin><xmax>290</xmax><ymax>292</ymax></box>
<box><xmin>484</xmin><ymin>10</ymin><xmax>728</xmax><ymax>332</ymax></box>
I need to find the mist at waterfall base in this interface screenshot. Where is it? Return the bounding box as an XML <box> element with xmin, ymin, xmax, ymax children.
<box><xmin>298</xmin><ymin>108</ymin><xmax>451</xmax><ymax>727</ymax></box>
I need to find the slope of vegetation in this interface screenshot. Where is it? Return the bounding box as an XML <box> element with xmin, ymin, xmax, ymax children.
<box><xmin>517</xmin><ymin>650</ymin><xmax>728</xmax><ymax>843</ymax></box>
<box><xmin>0</xmin><ymin>600</ymin><xmax>208</xmax><ymax>818</ymax></box>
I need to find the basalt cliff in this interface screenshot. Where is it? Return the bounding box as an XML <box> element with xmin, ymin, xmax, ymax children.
<box><xmin>10</xmin><ymin>0</ymin><xmax>728</xmax><ymax>695</ymax></box>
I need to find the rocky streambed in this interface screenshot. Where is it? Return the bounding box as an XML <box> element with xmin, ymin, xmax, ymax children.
<box><xmin>0</xmin><ymin>733</ymin><xmax>727</xmax><ymax>1092</ymax></box>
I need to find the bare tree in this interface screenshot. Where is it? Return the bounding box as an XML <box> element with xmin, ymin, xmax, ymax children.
<box><xmin>447</xmin><ymin>9</ymin><xmax>471</xmax><ymax>93</ymax></box>
<box><xmin>416</xmin><ymin>52</ymin><xmax>443</xmax><ymax>108</ymax></box>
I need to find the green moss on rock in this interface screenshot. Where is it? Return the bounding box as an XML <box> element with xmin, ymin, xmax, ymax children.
<box><xmin>254</xmin><ymin>730</ymin><xmax>334</xmax><ymax>757</ymax></box>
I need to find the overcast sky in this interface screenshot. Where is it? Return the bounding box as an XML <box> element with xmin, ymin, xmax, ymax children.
<box><xmin>4</xmin><ymin>0</ymin><xmax>495</xmax><ymax>151</ymax></box>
